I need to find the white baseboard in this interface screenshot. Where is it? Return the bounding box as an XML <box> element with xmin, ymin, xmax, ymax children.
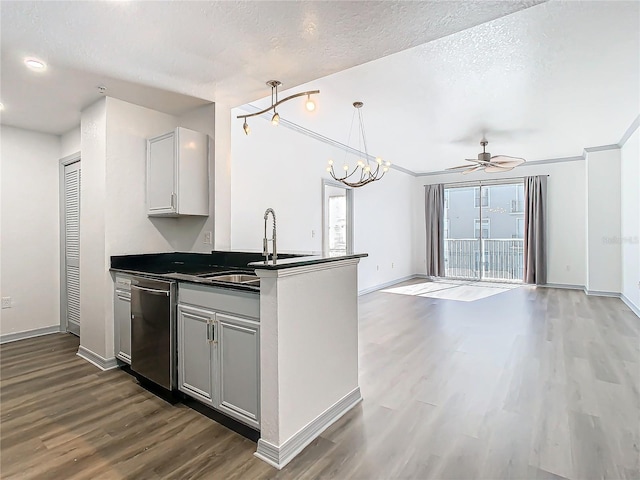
<box><xmin>255</xmin><ymin>387</ymin><xmax>362</xmax><ymax>470</ymax></box>
<box><xmin>621</xmin><ymin>294</ymin><xmax>640</xmax><ymax>318</ymax></box>
<box><xmin>584</xmin><ymin>288</ymin><xmax>621</xmax><ymax>297</ymax></box>
<box><xmin>540</xmin><ymin>283</ymin><xmax>585</xmax><ymax>290</ymax></box>
<box><xmin>77</xmin><ymin>345</ymin><xmax>119</xmax><ymax>371</ymax></box>
<box><xmin>359</xmin><ymin>275</ymin><xmax>420</xmax><ymax>296</ymax></box>
<box><xmin>0</xmin><ymin>325</ymin><xmax>62</xmax><ymax>345</ymax></box>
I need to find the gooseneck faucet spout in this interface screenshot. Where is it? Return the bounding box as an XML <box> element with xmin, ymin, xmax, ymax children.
<box><xmin>263</xmin><ymin>208</ymin><xmax>277</xmax><ymax>265</ymax></box>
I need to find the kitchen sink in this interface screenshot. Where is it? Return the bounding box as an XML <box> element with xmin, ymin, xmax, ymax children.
<box><xmin>203</xmin><ymin>274</ymin><xmax>259</xmax><ymax>284</ymax></box>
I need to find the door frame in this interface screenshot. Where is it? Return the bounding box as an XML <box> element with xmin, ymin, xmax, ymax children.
<box><xmin>442</xmin><ymin>179</ymin><xmax>524</xmax><ymax>283</ymax></box>
<box><xmin>59</xmin><ymin>152</ymin><xmax>81</xmax><ymax>335</ymax></box>
<box><xmin>321</xmin><ymin>179</ymin><xmax>354</xmax><ymax>256</ymax></box>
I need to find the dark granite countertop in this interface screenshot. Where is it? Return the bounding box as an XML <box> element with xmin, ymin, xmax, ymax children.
<box><xmin>250</xmin><ymin>253</ymin><xmax>368</xmax><ymax>270</ymax></box>
<box><xmin>109</xmin><ymin>251</ymin><xmax>308</xmax><ymax>293</ymax></box>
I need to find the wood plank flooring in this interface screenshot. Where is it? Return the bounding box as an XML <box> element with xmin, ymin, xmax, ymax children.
<box><xmin>1</xmin><ymin>282</ymin><xmax>638</xmax><ymax>479</ymax></box>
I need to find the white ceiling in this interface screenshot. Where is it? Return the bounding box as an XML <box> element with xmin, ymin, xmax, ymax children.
<box><xmin>239</xmin><ymin>0</ymin><xmax>640</xmax><ymax>173</ymax></box>
<box><xmin>1</xmin><ymin>0</ymin><xmax>542</xmax><ymax>135</ymax></box>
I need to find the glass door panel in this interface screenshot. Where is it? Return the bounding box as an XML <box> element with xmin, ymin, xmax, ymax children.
<box><xmin>444</xmin><ymin>186</ymin><xmax>481</xmax><ymax>280</ymax></box>
<box><xmin>443</xmin><ymin>182</ymin><xmax>524</xmax><ymax>282</ymax></box>
<box><xmin>481</xmin><ymin>183</ymin><xmax>524</xmax><ymax>281</ymax></box>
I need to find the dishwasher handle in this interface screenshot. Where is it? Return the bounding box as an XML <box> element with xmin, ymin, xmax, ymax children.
<box><xmin>131</xmin><ymin>285</ymin><xmax>170</xmax><ymax>296</ymax></box>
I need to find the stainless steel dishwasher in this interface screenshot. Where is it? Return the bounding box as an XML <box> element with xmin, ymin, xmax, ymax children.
<box><xmin>130</xmin><ymin>277</ymin><xmax>176</xmax><ymax>390</ymax></box>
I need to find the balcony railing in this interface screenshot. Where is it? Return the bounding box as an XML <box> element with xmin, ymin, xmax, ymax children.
<box><xmin>511</xmin><ymin>200</ymin><xmax>524</xmax><ymax>213</ymax></box>
<box><xmin>444</xmin><ymin>238</ymin><xmax>524</xmax><ymax>281</ymax></box>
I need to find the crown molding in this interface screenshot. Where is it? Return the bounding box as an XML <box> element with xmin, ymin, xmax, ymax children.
<box><xmin>618</xmin><ymin>114</ymin><xmax>640</xmax><ymax>147</ymax></box>
<box><xmin>237</xmin><ymin>104</ymin><xmax>417</xmax><ymax>176</ymax></box>
<box><xmin>237</xmin><ymin>105</ymin><xmax>639</xmax><ymax>178</ymax></box>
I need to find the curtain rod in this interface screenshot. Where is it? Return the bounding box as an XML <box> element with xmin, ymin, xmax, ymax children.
<box><xmin>424</xmin><ymin>175</ymin><xmax>549</xmax><ymax>189</ymax></box>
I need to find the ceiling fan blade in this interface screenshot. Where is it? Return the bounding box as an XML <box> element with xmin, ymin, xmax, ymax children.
<box><xmin>485</xmin><ymin>164</ymin><xmax>514</xmax><ymax>173</ymax></box>
<box><xmin>464</xmin><ymin>158</ymin><xmax>483</xmax><ymax>163</ymax></box>
<box><xmin>462</xmin><ymin>165</ymin><xmax>484</xmax><ymax>175</ymax></box>
<box><xmin>490</xmin><ymin>155</ymin><xmax>526</xmax><ymax>166</ymax></box>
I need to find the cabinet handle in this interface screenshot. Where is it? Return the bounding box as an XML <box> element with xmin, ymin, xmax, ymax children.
<box><xmin>212</xmin><ymin>322</ymin><xmax>216</xmax><ymax>343</ymax></box>
<box><xmin>170</xmin><ymin>192</ymin><xmax>176</xmax><ymax>209</ymax></box>
<box><xmin>206</xmin><ymin>320</ymin><xmax>211</xmax><ymax>341</ymax></box>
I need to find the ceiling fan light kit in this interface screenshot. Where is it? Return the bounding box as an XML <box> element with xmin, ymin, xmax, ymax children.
<box><xmin>447</xmin><ymin>139</ymin><xmax>526</xmax><ymax>175</ymax></box>
<box><xmin>326</xmin><ymin>101</ymin><xmax>390</xmax><ymax>188</ymax></box>
<box><xmin>236</xmin><ymin>80</ymin><xmax>319</xmax><ymax>135</ymax></box>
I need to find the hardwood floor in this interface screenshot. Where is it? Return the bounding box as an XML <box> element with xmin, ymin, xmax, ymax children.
<box><xmin>1</xmin><ymin>283</ymin><xmax>638</xmax><ymax>479</ymax></box>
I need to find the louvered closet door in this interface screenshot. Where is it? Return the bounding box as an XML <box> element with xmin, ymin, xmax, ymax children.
<box><xmin>64</xmin><ymin>161</ymin><xmax>81</xmax><ymax>336</ymax></box>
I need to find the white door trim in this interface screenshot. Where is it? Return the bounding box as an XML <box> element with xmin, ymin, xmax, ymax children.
<box><xmin>321</xmin><ymin>179</ymin><xmax>354</xmax><ymax>256</ymax></box>
<box><xmin>59</xmin><ymin>152</ymin><xmax>81</xmax><ymax>335</ymax></box>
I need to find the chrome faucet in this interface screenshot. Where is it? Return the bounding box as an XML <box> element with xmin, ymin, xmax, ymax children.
<box><xmin>263</xmin><ymin>208</ymin><xmax>277</xmax><ymax>264</ymax></box>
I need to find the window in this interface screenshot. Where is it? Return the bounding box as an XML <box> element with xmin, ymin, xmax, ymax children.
<box><xmin>474</xmin><ymin>187</ymin><xmax>489</xmax><ymax>208</ymax></box>
<box><xmin>323</xmin><ymin>181</ymin><xmax>353</xmax><ymax>257</ymax></box>
<box><xmin>515</xmin><ymin>218</ymin><xmax>524</xmax><ymax>239</ymax></box>
<box><xmin>474</xmin><ymin>218</ymin><xmax>490</xmax><ymax>239</ymax></box>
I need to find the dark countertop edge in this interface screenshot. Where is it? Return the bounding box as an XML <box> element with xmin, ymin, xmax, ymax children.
<box><xmin>249</xmin><ymin>253</ymin><xmax>368</xmax><ymax>270</ymax></box>
<box><xmin>109</xmin><ymin>268</ymin><xmax>260</xmax><ymax>294</ymax></box>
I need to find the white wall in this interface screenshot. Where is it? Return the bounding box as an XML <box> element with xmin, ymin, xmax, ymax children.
<box><xmin>60</xmin><ymin>126</ymin><xmax>81</xmax><ymax>158</ymax></box>
<box><xmin>414</xmin><ymin>160</ymin><xmax>587</xmax><ymax>286</ymax></box>
<box><xmin>213</xmin><ymin>102</ymin><xmax>232</xmax><ymax>250</ymax></box>
<box><xmin>0</xmin><ymin>126</ymin><xmax>61</xmax><ymax>336</ymax></box>
<box><xmin>79</xmin><ymin>98</ymin><xmax>109</xmax><ymax>357</ymax></box>
<box><xmin>230</xmin><ymin>110</ymin><xmax>415</xmax><ymax>293</ymax></box>
<box><xmin>78</xmin><ymin>97</ymin><xmax>217</xmax><ymax>359</ymax></box>
<box><xmin>621</xmin><ymin>127</ymin><xmax>639</xmax><ymax>309</ymax></box>
<box><xmin>178</xmin><ymin>103</ymin><xmax>217</xmax><ymax>250</ymax></box>
<box><xmin>105</xmin><ymin>97</ymin><xmax>209</xmax><ymax>256</ymax></box>
<box><xmin>585</xmin><ymin>149</ymin><xmax>622</xmax><ymax>293</ymax></box>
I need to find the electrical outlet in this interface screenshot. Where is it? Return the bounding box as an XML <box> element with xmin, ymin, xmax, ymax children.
<box><xmin>1</xmin><ymin>297</ymin><xmax>11</xmax><ymax>309</ymax></box>
<box><xmin>203</xmin><ymin>231</ymin><xmax>212</xmax><ymax>245</ymax></box>
<box><xmin>311</xmin><ymin>230</ymin><xmax>315</xmax><ymax>238</ymax></box>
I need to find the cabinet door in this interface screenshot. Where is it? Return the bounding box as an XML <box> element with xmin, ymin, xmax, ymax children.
<box><xmin>217</xmin><ymin>313</ymin><xmax>260</xmax><ymax>428</ymax></box>
<box><xmin>114</xmin><ymin>290</ymin><xmax>131</xmax><ymax>364</ymax></box>
<box><xmin>147</xmin><ymin>132</ymin><xmax>176</xmax><ymax>215</ymax></box>
<box><xmin>177</xmin><ymin>304</ymin><xmax>217</xmax><ymax>406</ymax></box>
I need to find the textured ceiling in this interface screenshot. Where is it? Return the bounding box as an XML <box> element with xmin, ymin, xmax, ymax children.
<box><xmin>237</xmin><ymin>0</ymin><xmax>640</xmax><ymax>173</ymax></box>
<box><xmin>0</xmin><ymin>0</ymin><xmax>542</xmax><ymax>134</ymax></box>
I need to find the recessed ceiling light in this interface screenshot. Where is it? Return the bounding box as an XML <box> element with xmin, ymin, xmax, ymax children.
<box><xmin>24</xmin><ymin>58</ymin><xmax>46</xmax><ymax>71</ymax></box>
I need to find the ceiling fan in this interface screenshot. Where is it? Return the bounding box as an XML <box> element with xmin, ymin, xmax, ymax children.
<box><xmin>447</xmin><ymin>140</ymin><xmax>526</xmax><ymax>175</ymax></box>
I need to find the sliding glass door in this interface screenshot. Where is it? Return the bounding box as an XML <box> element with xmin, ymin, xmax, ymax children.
<box><xmin>444</xmin><ymin>181</ymin><xmax>524</xmax><ymax>282</ymax></box>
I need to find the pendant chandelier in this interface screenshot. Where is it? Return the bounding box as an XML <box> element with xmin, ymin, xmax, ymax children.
<box><xmin>237</xmin><ymin>80</ymin><xmax>320</xmax><ymax>135</ymax></box>
<box><xmin>327</xmin><ymin>102</ymin><xmax>390</xmax><ymax>188</ymax></box>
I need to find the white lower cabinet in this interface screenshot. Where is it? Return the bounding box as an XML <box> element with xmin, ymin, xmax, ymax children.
<box><xmin>177</xmin><ymin>288</ymin><xmax>260</xmax><ymax>430</ymax></box>
<box><xmin>217</xmin><ymin>313</ymin><xmax>260</xmax><ymax>428</ymax></box>
<box><xmin>177</xmin><ymin>305</ymin><xmax>217</xmax><ymax>406</ymax></box>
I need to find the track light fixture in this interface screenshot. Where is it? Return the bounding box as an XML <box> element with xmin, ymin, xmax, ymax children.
<box><xmin>327</xmin><ymin>101</ymin><xmax>391</xmax><ymax>188</ymax></box>
<box><xmin>237</xmin><ymin>80</ymin><xmax>319</xmax><ymax>134</ymax></box>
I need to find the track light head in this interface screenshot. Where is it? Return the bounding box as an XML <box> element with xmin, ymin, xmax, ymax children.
<box><xmin>305</xmin><ymin>94</ymin><xmax>316</xmax><ymax>112</ymax></box>
<box><xmin>271</xmin><ymin>112</ymin><xmax>280</xmax><ymax>126</ymax></box>
<box><xmin>243</xmin><ymin>120</ymin><xmax>251</xmax><ymax>135</ymax></box>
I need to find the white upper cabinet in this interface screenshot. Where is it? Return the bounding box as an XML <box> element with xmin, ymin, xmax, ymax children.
<box><xmin>147</xmin><ymin>127</ymin><xmax>209</xmax><ymax>217</ymax></box>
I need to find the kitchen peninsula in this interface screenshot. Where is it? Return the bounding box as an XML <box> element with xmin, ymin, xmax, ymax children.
<box><xmin>110</xmin><ymin>250</ymin><xmax>366</xmax><ymax>470</ymax></box>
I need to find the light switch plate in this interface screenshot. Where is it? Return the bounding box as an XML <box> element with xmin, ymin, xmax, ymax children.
<box><xmin>204</xmin><ymin>231</ymin><xmax>212</xmax><ymax>245</ymax></box>
<box><xmin>1</xmin><ymin>297</ymin><xmax>11</xmax><ymax>309</ymax></box>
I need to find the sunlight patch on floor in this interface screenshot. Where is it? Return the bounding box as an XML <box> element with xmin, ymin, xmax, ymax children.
<box><xmin>382</xmin><ymin>280</ymin><xmax>521</xmax><ymax>302</ymax></box>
